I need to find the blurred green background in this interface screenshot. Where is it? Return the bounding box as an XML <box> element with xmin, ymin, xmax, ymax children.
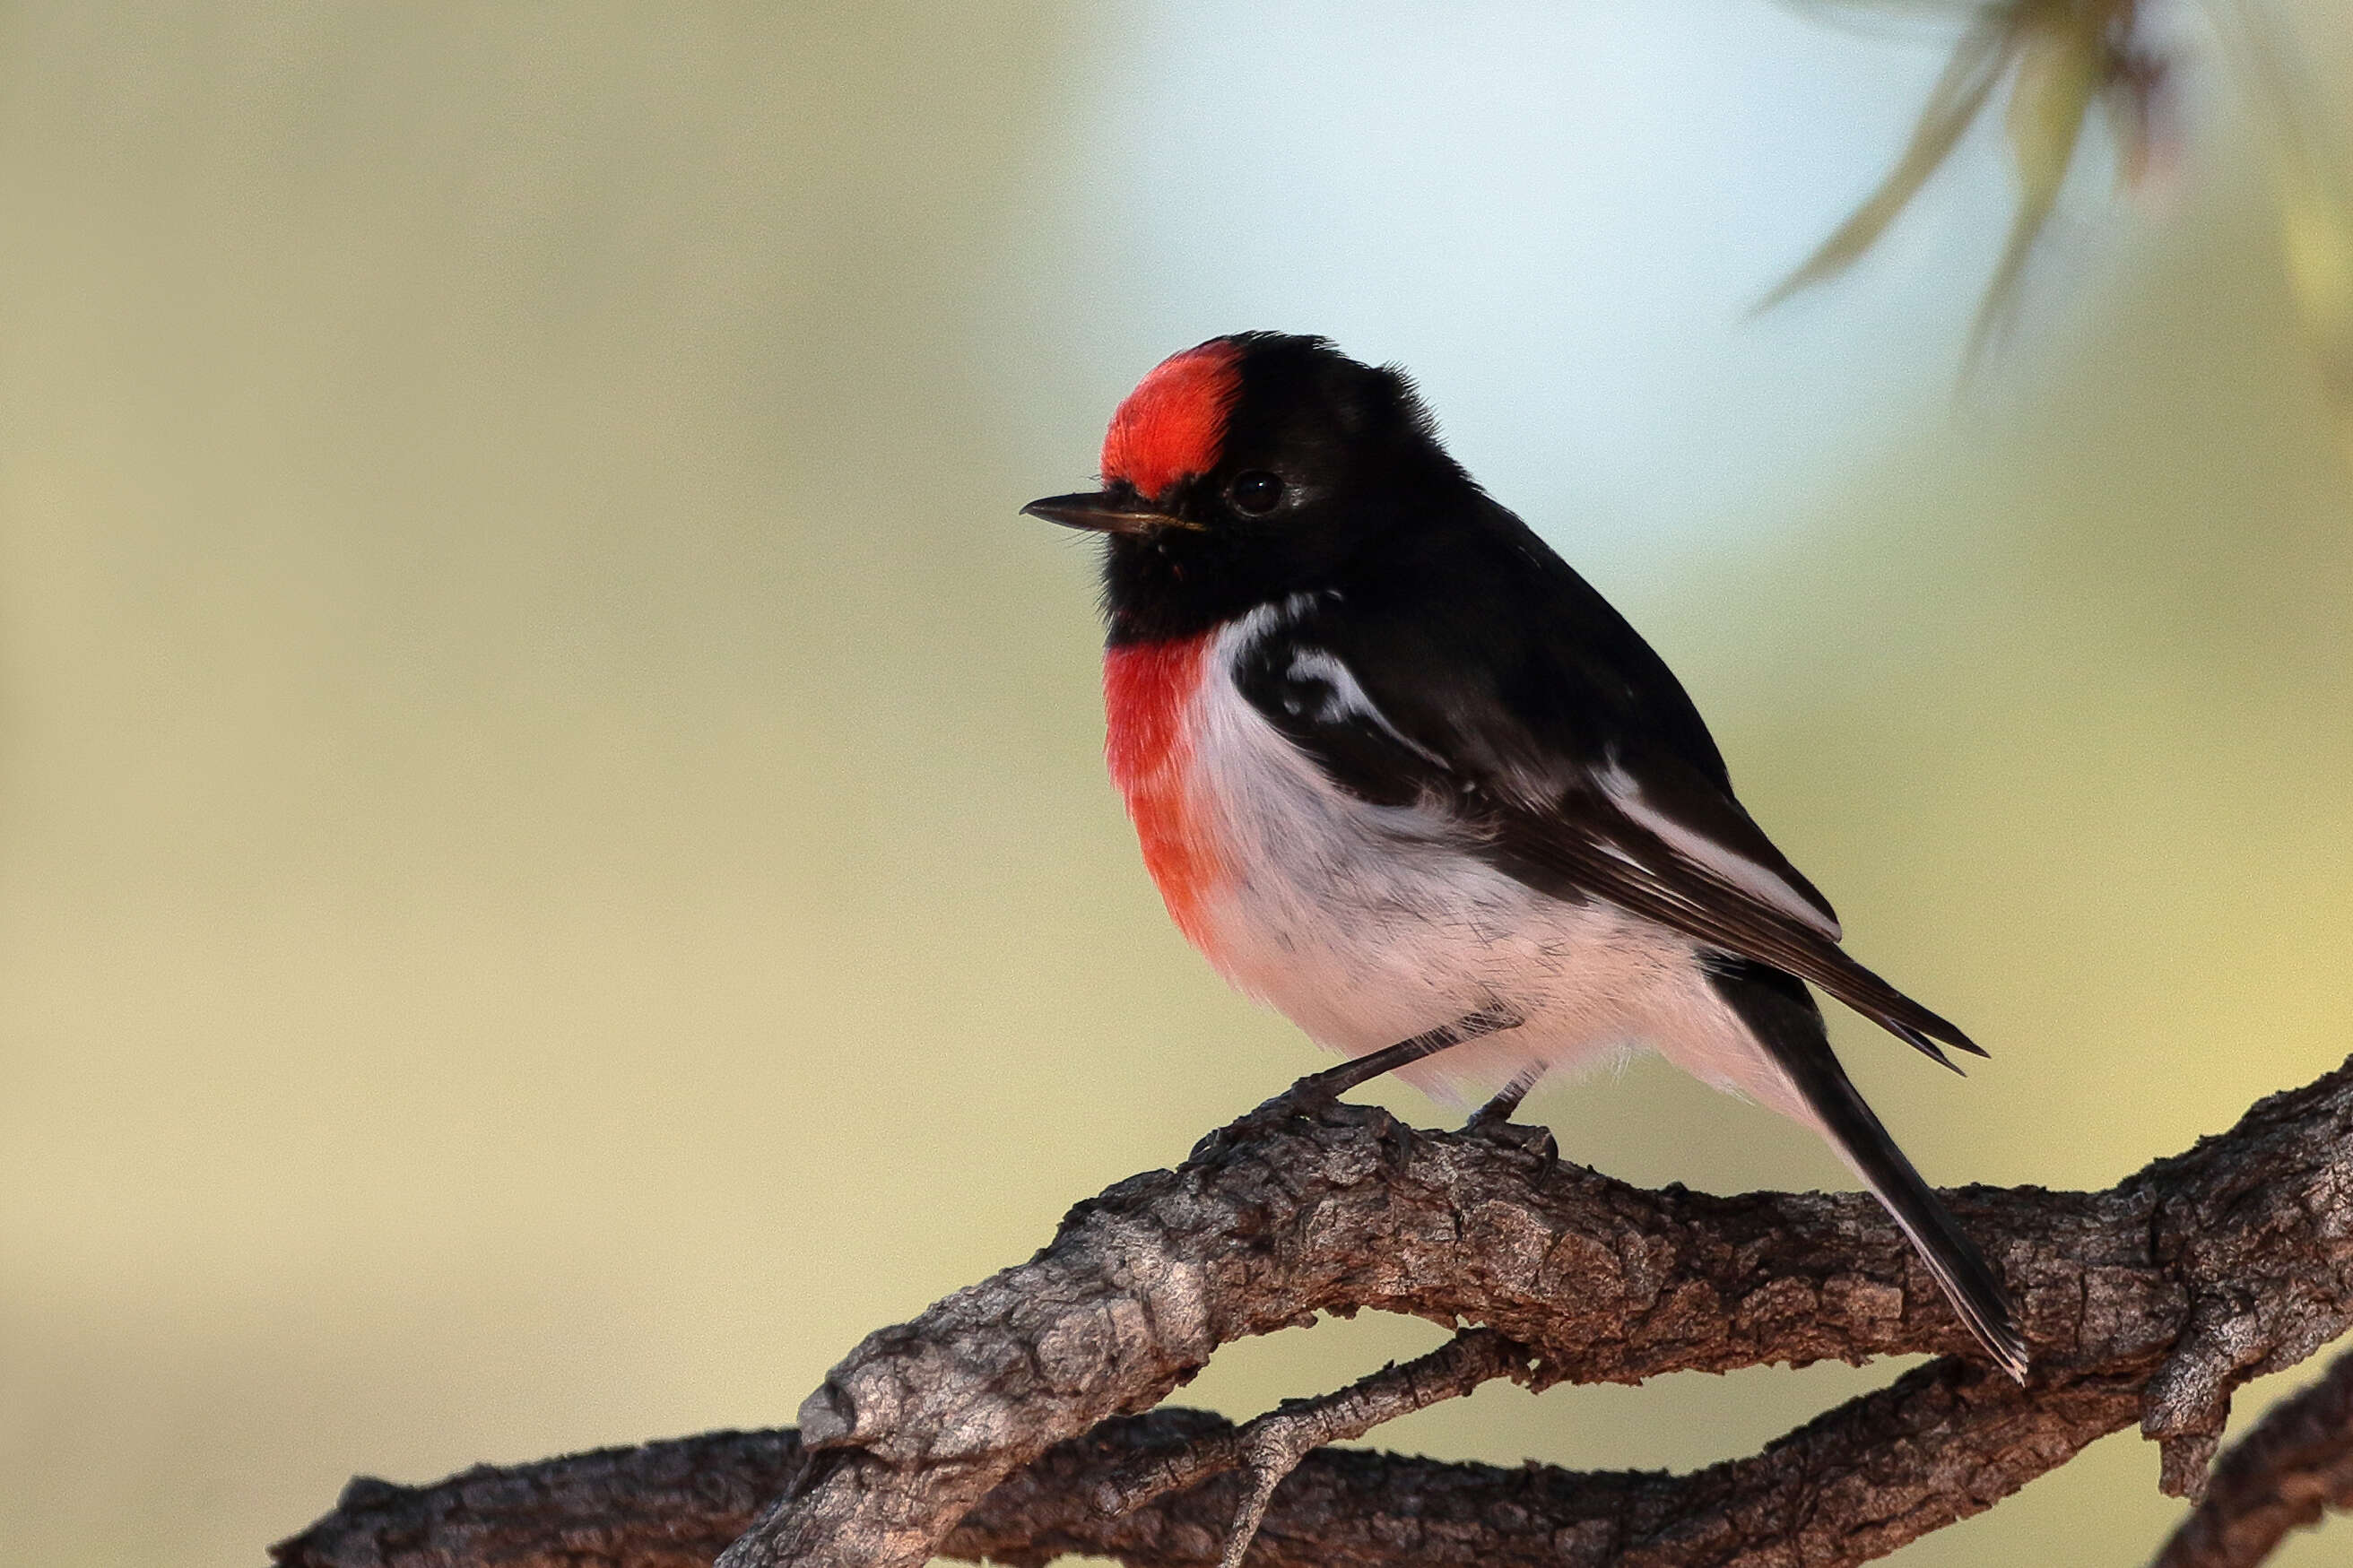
<box><xmin>0</xmin><ymin>3</ymin><xmax>2348</xmax><ymax>1565</ymax></box>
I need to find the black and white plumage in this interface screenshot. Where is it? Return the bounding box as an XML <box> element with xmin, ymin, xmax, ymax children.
<box><xmin>1024</xmin><ymin>332</ymin><xmax>2027</xmax><ymax>1378</ymax></box>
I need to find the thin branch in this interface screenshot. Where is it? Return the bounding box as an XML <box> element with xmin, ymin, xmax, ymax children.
<box><xmin>1089</xmin><ymin>1328</ymin><xmax>1539</xmax><ymax>1568</ymax></box>
<box><xmin>2154</xmin><ymin>1344</ymin><xmax>2353</xmax><ymax>1568</ymax></box>
<box><xmin>973</xmin><ymin>1360</ymin><xmax>2140</xmax><ymax>1568</ymax></box>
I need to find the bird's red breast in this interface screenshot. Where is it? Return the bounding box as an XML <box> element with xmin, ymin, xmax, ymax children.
<box><xmin>1099</xmin><ymin>340</ymin><xmax>1243</xmax><ymax>498</ymax></box>
<box><xmin>1105</xmin><ymin>634</ymin><xmax>1226</xmax><ymax>946</ymax></box>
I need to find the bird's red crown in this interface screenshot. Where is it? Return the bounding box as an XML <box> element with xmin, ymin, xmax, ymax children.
<box><xmin>1099</xmin><ymin>340</ymin><xmax>1243</xmax><ymax>499</ymax></box>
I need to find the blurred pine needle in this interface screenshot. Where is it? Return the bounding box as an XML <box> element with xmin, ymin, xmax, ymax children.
<box><xmin>1768</xmin><ymin>0</ymin><xmax>2353</xmax><ymax>450</ymax></box>
<box><xmin>1764</xmin><ymin>0</ymin><xmax>2158</xmax><ymax>360</ymax></box>
<box><xmin>2220</xmin><ymin>0</ymin><xmax>2353</xmax><ymax>461</ymax></box>
<box><xmin>2277</xmin><ymin>160</ymin><xmax>2353</xmax><ymax>461</ymax></box>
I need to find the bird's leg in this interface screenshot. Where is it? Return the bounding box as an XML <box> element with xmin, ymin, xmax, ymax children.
<box><xmin>1467</xmin><ymin>1064</ymin><xmax>1545</xmax><ymax>1130</ymax></box>
<box><xmin>1276</xmin><ymin>1001</ymin><xmax>1524</xmax><ymax>1109</ymax></box>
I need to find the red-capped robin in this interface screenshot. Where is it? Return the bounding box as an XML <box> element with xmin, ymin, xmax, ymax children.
<box><xmin>1026</xmin><ymin>333</ymin><xmax>2025</xmax><ymax>1378</ymax></box>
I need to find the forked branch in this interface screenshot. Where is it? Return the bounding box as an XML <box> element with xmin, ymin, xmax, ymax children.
<box><xmin>277</xmin><ymin>1054</ymin><xmax>2353</xmax><ymax>1568</ymax></box>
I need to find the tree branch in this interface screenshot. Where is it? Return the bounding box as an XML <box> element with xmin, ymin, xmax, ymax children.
<box><xmin>1097</xmin><ymin>1327</ymin><xmax>1541</xmax><ymax>1568</ymax></box>
<box><xmin>2154</xmin><ymin>1343</ymin><xmax>2353</xmax><ymax>1568</ymax></box>
<box><xmin>279</xmin><ymin>1361</ymin><xmax>2155</xmax><ymax>1568</ymax></box>
<box><xmin>276</xmin><ymin>1054</ymin><xmax>2353</xmax><ymax>1568</ymax></box>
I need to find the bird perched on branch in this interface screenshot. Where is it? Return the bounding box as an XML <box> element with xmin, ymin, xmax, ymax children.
<box><xmin>1025</xmin><ymin>333</ymin><xmax>2027</xmax><ymax>1379</ymax></box>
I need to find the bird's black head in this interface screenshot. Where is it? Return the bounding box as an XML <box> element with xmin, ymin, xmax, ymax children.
<box><xmin>1023</xmin><ymin>334</ymin><xmax>1474</xmax><ymax>645</ymax></box>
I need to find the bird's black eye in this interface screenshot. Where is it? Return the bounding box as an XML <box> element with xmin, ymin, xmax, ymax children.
<box><xmin>1227</xmin><ymin>471</ymin><xmax>1285</xmax><ymax>516</ymax></box>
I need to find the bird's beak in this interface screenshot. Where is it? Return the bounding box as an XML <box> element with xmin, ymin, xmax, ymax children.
<box><xmin>1020</xmin><ymin>490</ymin><xmax>1192</xmax><ymax>535</ymax></box>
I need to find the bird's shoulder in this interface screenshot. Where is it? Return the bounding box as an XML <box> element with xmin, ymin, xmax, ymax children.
<box><xmin>1236</xmin><ymin>507</ymin><xmax>1728</xmax><ymax>796</ymax></box>
<box><xmin>1225</xmin><ymin>507</ymin><xmax>1844</xmax><ymax>942</ymax></box>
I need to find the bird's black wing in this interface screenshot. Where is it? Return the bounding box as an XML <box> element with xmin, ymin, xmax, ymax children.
<box><xmin>1234</xmin><ymin>560</ymin><xmax>1981</xmax><ymax>1066</ymax></box>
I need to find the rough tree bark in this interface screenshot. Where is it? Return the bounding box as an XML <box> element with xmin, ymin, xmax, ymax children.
<box><xmin>2156</xmin><ymin>1344</ymin><xmax>2353</xmax><ymax>1567</ymax></box>
<box><xmin>276</xmin><ymin>1053</ymin><xmax>2353</xmax><ymax>1568</ymax></box>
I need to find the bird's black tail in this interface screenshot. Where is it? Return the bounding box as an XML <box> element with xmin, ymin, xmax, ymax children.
<box><xmin>1707</xmin><ymin>958</ymin><xmax>2028</xmax><ymax>1382</ymax></box>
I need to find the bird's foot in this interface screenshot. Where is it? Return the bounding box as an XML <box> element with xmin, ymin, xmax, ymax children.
<box><xmin>1463</xmin><ymin>1071</ymin><xmax>1556</xmax><ymax>1161</ymax></box>
<box><xmin>1257</xmin><ymin>1004</ymin><xmax>1526</xmax><ymax>1121</ymax></box>
<box><xmin>1465</xmin><ymin>1071</ymin><xmax>1537</xmax><ymax>1130</ymax></box>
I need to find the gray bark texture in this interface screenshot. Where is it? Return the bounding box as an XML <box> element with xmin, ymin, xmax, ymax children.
<box><xmin>2155</xmin><ymin>1343</ymin><xmax>2353</xmax><ymax>1567</ymax></box>
<box><xmin>275</xmin><ymin>1053</ymin><xmax>2353</xmax><ymax>1568</ymax></box>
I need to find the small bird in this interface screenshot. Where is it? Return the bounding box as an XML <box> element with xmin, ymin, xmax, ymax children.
<box><xmin>1024</xmin><ymin>333</ymin><xmax>2027</xmax><ymax>1379</ymax></box>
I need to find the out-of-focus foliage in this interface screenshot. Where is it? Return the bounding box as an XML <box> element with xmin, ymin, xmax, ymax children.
<box><xmin>1771</xmin><ymin>0</ymin><xmax>2353</xmax><ymax>429</ymax></box>
<box><xmin>1767</xmin><ymin>0</ymin><xmax>2161</xmax><ymax>343</ymax></box>
<box><xmin>2233</xmin><ymin>4</ymin><xmax>2353</xmax><ymax>459</ymax></box>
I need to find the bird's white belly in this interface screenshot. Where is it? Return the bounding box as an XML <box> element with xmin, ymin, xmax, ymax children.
<box><xmin>1180</xmin><ymin>639</ymin><xmax>1793</xmax><ymax>1113</ymax></box>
